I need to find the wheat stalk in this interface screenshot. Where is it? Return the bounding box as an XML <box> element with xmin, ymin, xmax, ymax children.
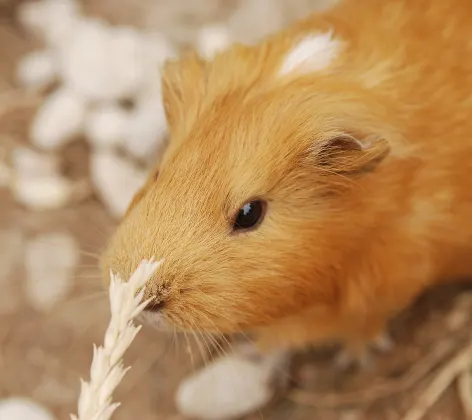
<box><xmin>71</xmin><ymin>258</ymin><xmax>162</xmax><ymax>420</ymax></box>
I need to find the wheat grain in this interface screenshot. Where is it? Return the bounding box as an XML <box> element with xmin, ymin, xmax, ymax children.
<box><xmin>71</xmin><ymin>258</ymin><xmax>162</xmax><ymax>420</ymax></box>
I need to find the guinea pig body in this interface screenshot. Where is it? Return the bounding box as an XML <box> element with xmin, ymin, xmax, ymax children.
<box><xmin>102</xmin><ymin>0</ymin><xmax>472</xmax><ymax>357</ymax></box>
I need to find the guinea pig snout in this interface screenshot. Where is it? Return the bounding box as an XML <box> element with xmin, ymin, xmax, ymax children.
<box><xmin>138</xmin><ymin>288</ymin><xmax>173</xmax><ymax>331</ymax></box>
<box><xmin>143</xmin><ymin>300</ymin><xmax>165</xmax><ymax>313</ymax></box>
<box><xmin>141</xmin><ymin>278</ymin><xmax>173</xmax><ymax>312</ymax></box>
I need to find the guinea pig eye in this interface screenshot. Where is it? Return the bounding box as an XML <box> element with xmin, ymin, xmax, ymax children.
<box><xmin>232</xmin><ymin>200</ymin><xmax>266</xmax><ymax>232</ymax></box>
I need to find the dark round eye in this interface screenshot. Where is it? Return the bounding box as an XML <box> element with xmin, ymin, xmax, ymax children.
<box><xmin>232</xmin><ymin>200</ymin><xmax>266</xmax><ymax>231</ymax></box>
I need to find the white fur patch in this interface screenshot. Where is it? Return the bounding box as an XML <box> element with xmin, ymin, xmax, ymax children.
<box><xmin>279</xmin><ymin>31</ymin><xmax>341</xmax><ymax>76</ymax></box>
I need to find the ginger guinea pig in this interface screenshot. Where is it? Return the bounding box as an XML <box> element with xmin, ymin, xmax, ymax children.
<box><xmin>102</xmin><ymin>0</ymin><xmax>472</xmax><ymax>358</ymax></box>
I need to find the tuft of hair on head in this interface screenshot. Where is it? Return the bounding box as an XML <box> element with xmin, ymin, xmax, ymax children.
<box><xmin>278</xmin><ymin>30</ymin><xmax>343</xmax><ymax>78</ymax></box>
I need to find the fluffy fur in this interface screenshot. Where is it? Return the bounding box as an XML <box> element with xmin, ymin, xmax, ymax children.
<box><xmin>102</xmin><ymin>0</ymin><xmax>472</xmax><ymax>355</ymax></box>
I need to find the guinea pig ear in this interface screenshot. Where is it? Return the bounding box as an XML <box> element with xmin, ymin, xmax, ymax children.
<box><xmin>161</xmin><ymin>53</ymin><xmax>207</xmax><ymax>139</ymax></box>
<box><xmin>313</xmin><ymin>131</ymin><xmax>390</xmax><ymax>175</ymax></box>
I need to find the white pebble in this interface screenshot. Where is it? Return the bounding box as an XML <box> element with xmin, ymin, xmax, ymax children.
<box><xmin>17</xmin><ymin>50</ymin><xmax>58</xmax><ymax>90</ymax></box>
<box><xmin>17</xmin><ymin>0</ymin><xmax>80</xmax><ymax>47</ymax></box>
<box><xmin>12</xmin><ymin>147</ymin><xmax>60</xmax><ymax>178</ymax></box>
<box><xmin>0</xmin><ymin>397</ymin><xmax>56</xmax><ymax>420</ymax></box>
<box><xmin>228</xmin><ymin>0</ymin><xmax>285</xmax><ymax>45</ymax></box>
<box><xmin>24</xmin><ymin>233</ymin><xmax>78</xmax><ymax>312</ymax></box>
<box><xmin>84</xmin><ymin>105</ymin><xmax>128</xmax><ymax>150</ymax></box>
<box><xmin>30</xmin><ymin>87</ymin><xmax>87</xmax><ymax>150</ymax></box>
<box><xmin>176</xmin><ymin>356</ymin><xmax>274</xmax><ymax>420</ymax></box>
<box><xmin>12</xmin><ymin>175</ymin><xmax>73</xmax><ymax>211</ymax></box>
<box><xmin>123</xmin><ymin>93</ymin><xmax>168</xmax><ymax>161</ymax></box>
<box><xmin>196</xmin><ymin>24</ymin><xmax>232</xmax><ymax>59</ymax></box>
<box><xmin>90</xmin><ymin>151</ymin><xmax>147</xmax><ymax>219</ymax></box>
<box><xmin>60</xmin><ymin>21</ymin><xmax>147</xmax><ymax>101</ymax></box>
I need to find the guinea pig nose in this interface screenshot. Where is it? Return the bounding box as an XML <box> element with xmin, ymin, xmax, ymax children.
<box><xmin>143</xmin><ymin>300</ymin><xmax>165</xmax><ymax>313</ymax></box>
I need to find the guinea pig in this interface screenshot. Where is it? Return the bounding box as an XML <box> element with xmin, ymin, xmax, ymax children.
<box><xmin>101</xmin><ymin>0</ymin><xmax>472</xmax><ymax>365</ymax></box>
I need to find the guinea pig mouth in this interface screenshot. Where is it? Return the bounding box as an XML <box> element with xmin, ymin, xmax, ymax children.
<box><xmin>137</xmin><ymin>311</ymin><xmax>172</xmax><ymax>332</ymax></box>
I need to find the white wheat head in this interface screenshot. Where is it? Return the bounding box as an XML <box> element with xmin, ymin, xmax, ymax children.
<box><xmin>71</xmin><ymin>258</ymin><xmax>162</xmax><ymax>420</ymax></box>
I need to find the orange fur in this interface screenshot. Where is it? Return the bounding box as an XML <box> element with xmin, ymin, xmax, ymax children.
<box><xmin>102</xmin><ymin>0</ymin><xmax>472</xmax><ymax>354</ymax></box>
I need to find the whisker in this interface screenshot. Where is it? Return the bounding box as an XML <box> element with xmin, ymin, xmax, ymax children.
<box><xmin>189</xmin><ymin>326</ymin><xmax>209</xmax><ymax>368</ymax></box>
<box><xmin>195</xmin><ymin>326</ymin><xmax>216</xmax><ymax>365</ymax></box>
<box><xmin>77</xmin><ymin>249</ymin><xmax>102</xmax><ymax>261</ymax></box>
<box><xmin>205</xmin><ymin>331</ymin><xmax>227</xmax><ymax>360</ymax></box>
<box><xmin>194</xmin><ymin>313</ymin><xmax>234</xmax><ymax>359</ymax></box>
<box><xmin>172</xmin><ymin>326</ymin><xmax>178</xmax><ymax>359</ymax></box>
<box><xmin>90</xmin><ymin>226</ymin><xmax>108</xmax><ymax>240</ymax></box>
<box><xmin>204</xmin><ymin>317</ymin><xmax>237</xmax><ymax>357</ymax></box>
<box><xmin>183</xmin><ymin>331</ymin><xmax>195</xmax><ymax>373</ymax></box>
<box><xmin>154</xmin><ymin>333</ymin><xmax>176</xmax><ymax>362</ymax></box>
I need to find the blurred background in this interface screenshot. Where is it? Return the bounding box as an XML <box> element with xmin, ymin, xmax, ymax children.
<box><xmin>1</xmin><ymin>0</ymin><xmax>472</xmax><ymax>419</ymax></box>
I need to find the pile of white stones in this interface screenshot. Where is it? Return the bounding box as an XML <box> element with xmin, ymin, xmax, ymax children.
<box><xmin>3</xmin><ymin>0</ymin><xmax>233</xmax><ymax>219</ymax></box>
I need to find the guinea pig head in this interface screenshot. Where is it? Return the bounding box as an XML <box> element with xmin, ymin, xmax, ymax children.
<box><xmin>101</xmin><ymin>41</ymin><xmax>393</xmax><ymax>335</ymax></box>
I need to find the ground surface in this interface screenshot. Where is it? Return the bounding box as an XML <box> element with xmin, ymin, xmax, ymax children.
<box><xmin>1</xmin><ymin>1</ymin><xmax>472</xmax><ymax>419</ymax></box>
